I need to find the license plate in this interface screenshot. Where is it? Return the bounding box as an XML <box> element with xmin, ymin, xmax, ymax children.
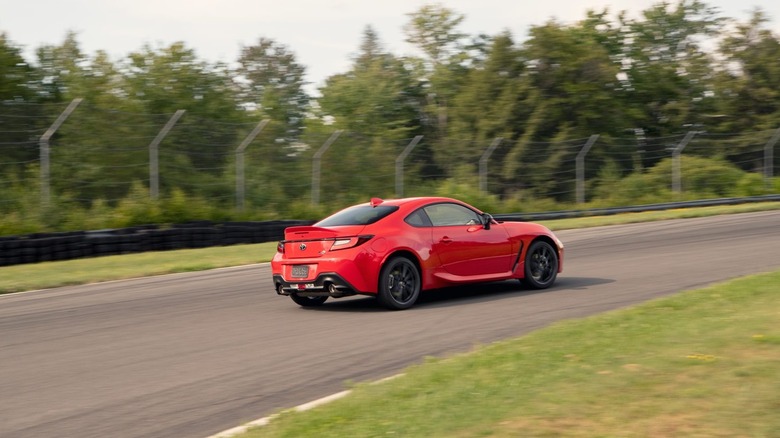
<box><xmin>291</xmin><ymin>265</ymin><xmax>309</xmax><ymax>278</ymax></box>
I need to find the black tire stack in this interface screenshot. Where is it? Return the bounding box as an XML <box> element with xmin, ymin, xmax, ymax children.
<box><xmin>0</xmin><ymin>220</ymin><xmax>313</xmax><ymax>267</ymax></box>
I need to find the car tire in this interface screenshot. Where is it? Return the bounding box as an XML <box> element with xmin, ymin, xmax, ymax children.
<box><xmin>377</xmin><ymin>256</ymin><xmax>421</xmax><ymax>310</ymax></box>
<box><xmin>523</xmin><ymin>240</ymin><xmax>558</xmax><ymax>289</ymax></box>
<box><xmin>290</xmin><ymin>294</ymin><xmax>328</xmax><ymax>307</ymax></box>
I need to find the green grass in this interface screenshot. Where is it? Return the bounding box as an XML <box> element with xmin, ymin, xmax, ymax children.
<box><xmin>1</xmin><ymin>202</ymin><xmax>778</xmax><ymax>294</ymax></box>
<box><xmin>0</xmin><ymin>242</ymin><xmax>278</xmax><ymax>293</ymax></box>
<box><xmin>538</xmin><ymin>201</ymin><xmax>780</xmax><ymax>230</ymax></box>
<box><xmin>245</xmin><ymin>270</ymin><xmax>780</xmax><ymax>437</ymax></box>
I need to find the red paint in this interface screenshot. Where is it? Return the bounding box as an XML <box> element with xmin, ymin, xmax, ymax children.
<box><xmin>271</xmin><ymin>197</ymin><xmax>563</xmax><ymax>295</ymax></box>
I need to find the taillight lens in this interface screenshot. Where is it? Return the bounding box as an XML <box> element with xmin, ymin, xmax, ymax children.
<box><xmin>330</xmin><ymin>235</ymin><xmax>374</xmax><ymax>251</ymax></box>
<box><xmin>277</xmin><ymin>241</ymin><xmax>285</xmax><ymax>253</ymax></box>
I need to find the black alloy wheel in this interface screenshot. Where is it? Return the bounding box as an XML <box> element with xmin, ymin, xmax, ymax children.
<box><xmin>523</xmin><ymin>240</ymin><xmax>558</xmax><ymax>289</ymax></box>
<box><xmin>377</xmin><ymin>257</ymin><xmax>421</xmax><ymax>310</ymax></box>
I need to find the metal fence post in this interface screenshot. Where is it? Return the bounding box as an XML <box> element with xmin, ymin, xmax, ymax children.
<box><xmin>575</xmin><ymin>135</ymin><xmax>600</xmax><ymax>204</ymax></box>
<box><xmin>149</xmin><ymin>110</ymin><xmax>185</xmax><ymax>200</ymax></box>
<box><xmin>672</xmin><ymin>131</ymin><xmax>697</xmax><ymax>194</ymax></box>
<box><xmin>479</xmin><ymin>138</ymin><xmax>502</xmax><ymax>194</ymax></box>
<box><xmin>39</xmin><ymin>98</ymin><xmax>83</xmax><ymax>206</ymax></box>
<box><xmin>765</xmin><ymin>128</ymin><xmax>780</xmax><ymax>190</ymax></box>
<box><xmin>395</xmin><ymin>135</ymin><xmax>423</xmax><ymax>197</ymax></box>
<box><xmin>311</xmin><ymin>130</ymin><xmax>342</xmax><ymax>205</ymax></box>
<box><xmin>235</xmin><ymin>119</ymin><xmax>269</xmax><ymax>211</ymax></box>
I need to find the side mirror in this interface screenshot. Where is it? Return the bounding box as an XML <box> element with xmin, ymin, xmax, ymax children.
<box><xmin>482</xmin><ymin>213</ymin><xmax>493</xmax><ymax>230</ymax></box>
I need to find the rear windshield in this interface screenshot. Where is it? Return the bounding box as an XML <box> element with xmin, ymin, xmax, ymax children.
<box><xmin>316</xmin><ymin>205</ymin><xmax>399</xmax><ymax>227</ymax></box>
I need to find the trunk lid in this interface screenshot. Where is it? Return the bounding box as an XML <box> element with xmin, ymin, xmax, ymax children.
<box><xmin>282</xmin><ymin>225</ymin><xmax>365</xmax><ymax>259</ymax></box>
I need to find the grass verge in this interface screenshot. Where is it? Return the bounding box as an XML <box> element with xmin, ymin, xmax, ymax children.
<box><xmin>0</xmin><ymin>242</ymin><xmax>278</xmax><ymax>293</ymax></box>
<box><xmin>1</xmin><ymin>202</ymin><xmax>778</xmax><ymax>294</ymax></box>
<box><xmin>245</xmin><ymin>270</ymin><xmax>780</xmax><ymax>437</ymax></box>
<box><xmin>538</xmin><ymin>201</ymin><xmax>780</xmax><ymax>230</ymax></box>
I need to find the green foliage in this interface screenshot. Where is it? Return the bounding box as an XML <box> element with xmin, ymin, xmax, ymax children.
<box><xmin>735</xmin><ymin>173</ymin><xmax>768</xmax><ymax>196</ymax></box>
<box><xmin>159</xmin><ymin>188</ymin><xmax>203</xmax><ymax>224</ymax></box>
<box><xmin>283</xmin><ymin>200</ymin><xmax>329</xmax><ymax>221</ymax></box>
<box><xmin>62</xmin><ymin>199</ymin><xmax>114</xmax><ymax>231</ymax></box>
<box><xmin>445</xmin><ymin>32</ymin><xmax>528</xmax><ymax>172</ymax></box>
<box><xmin>236</xmin><ymin>37</ymin><xmax>309</xmax><ymax>141</ymax></box>
<box><xmin>111</xmin><ymin>182</ymin><xmax>162</xmax><ymax>227</ymax></box>
<box><xmin>0</xmin><ymin>155</ymin><xmax>773</xmax><ymax>237</ymax></box>
<box><xmin>716</xmin><ymin>10</ymin><xmax>780</xmax><ymax>132</ymax></box>
<box><xmin>595</xmin><ymin>156</ymin><xmax>748</xmax><ymax>205</ymax></box>
<box><xmin>1</xmin><ymin>2</ymin><xmax>780</xmax><ymax>237</ymax></box>
<box><xmin>251</xmin><ymin>271</ymin><xmax>780</xmax><ymax>438</ymax></box>
<box><xmin>618</xmin><ymin>0</ymin><xmax>725</xmax><ymax>137</ymax></box>
<box><xmin>0</xmin><ymin>33</ymin><xmax>35</xmax><ymax>100</ymax></box>
<box><xmin>317</xmin><ymin>26</ymin><xmax>422</xmax><ymax>140</ymax></box>
<box><xmin>432</xmin><ymin>177</ymin><xmax>501</xmax><ymax>214</ymax></box>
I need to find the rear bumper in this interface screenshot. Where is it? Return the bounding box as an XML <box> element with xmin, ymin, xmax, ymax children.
<box><xmin>273</xmin><ymin>273</ymin><xmax>366</xmax><ymax>298</ymax></box>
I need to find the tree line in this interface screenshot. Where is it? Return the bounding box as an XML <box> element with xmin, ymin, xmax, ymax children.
<box><xmin>1</xmin><ymin>1</ymin><xmax>779</xmax><ymax>234</ymax></box>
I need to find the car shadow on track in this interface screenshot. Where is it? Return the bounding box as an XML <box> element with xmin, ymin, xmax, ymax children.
<box><xmin>415</xmin><ymin>276</ymin><xmax>615</xmax><ymax>308</ymax></box>
<box><xmin>302</xmin><ymin>277</ymin><xmax>614</xmax><ymax>312</ymax></box>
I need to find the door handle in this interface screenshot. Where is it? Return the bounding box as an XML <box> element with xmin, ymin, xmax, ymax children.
<box><xmin>440</xmin><ymin>237</ymin><xmax>453</xmax><ymax>244</ymax></box>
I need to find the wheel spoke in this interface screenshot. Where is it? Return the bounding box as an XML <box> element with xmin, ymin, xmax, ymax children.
<box><xmin>531</xmin><ymin>247</ymin><xmax>552</xmax><ymax>281</ymax></box>
<box><xmin>401</xmin><ymin>265</ymin><xmax>412</xmax><ymax>284</ymax></box>
<box><xmin>389</xmin><ymin>263</ymin><xmax>414</xmax><ymax>302</ymax></box>
<box><xmin>379</xmin><ymin>258</ymin><xmax>420</xmax><ymax>309</ymax></box>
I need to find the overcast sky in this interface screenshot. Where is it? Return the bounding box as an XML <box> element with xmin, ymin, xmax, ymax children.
<box><xmin>2</xmin><ymin>0</ymin><xmax>779</xmax><ymax>92</ymax></box>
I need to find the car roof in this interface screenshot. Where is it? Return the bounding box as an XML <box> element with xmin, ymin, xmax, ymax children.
<box><xmin>360</xmin><ymin>197</ymin><xmax>476</xmax><ymax>211</ymax></box>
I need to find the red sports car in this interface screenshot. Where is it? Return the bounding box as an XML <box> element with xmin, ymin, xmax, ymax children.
<box><xmin>272</xmin><ymin>197</ymin><xmax>563</xmax><ymax>310</ymax></box>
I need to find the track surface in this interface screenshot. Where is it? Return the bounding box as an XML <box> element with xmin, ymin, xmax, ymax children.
<box><xmin>1</xmin><ymin>211</ymin><xmax>779</xmax><ymax>438</ymax></box>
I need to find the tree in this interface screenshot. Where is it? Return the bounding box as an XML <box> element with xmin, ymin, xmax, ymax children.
<box><xmin>122</xmin><ymin>42</ymin><xmax>243</xmax><ymax>196</ymax></box>
<box><xmin>704</xmin><ymin>8</ymin><xmax>780</xmax><ymax>173</ymax></box>
<box><xmin>235</xmin><ymin>37</ymin><xmax>309</xmax><ymax>143</ymax></box>
<box><xmin>404</xmin><ymin>4</ymin><xmax>467</xmax><ymax>66</ymax></box>
<box><xmin>618</xmin><ymin>0</ymin><xmax>724</xmax><ymax>141</ymax></box>
<box><xmin>445</xmin><ymin>32</ymin><xmax>531</xmax><ymax>176</ymax></box>
<box><xmin>314</xmin><ymin>26</ymin><xmax>425</xmax><ymax>200</ymax></box>
<box><xmin>0</xmin><ymin>33</ymin><xmax>35</xmax><ymax>101</ymax></box>
<box><xmin>499</xmin><ymin>14</ymin><xmax>627</xmax><ymax>200</ymax></box>
<box><xmin>716</xmin><ymin>9</ymin><xmax>780</xmax><ymax>132</ymax></box>
<box><xmin>32</xmin><ymin>31</ymin><xmax>87</xmax><ymax>103</ymax></box>
<box><xmin>0</xmin><ymin>33</ymin><xmax>43</xmax><ymax>177</ymax></box>
<box><xmin>403</xmin><ymin>4</ymin><xmax>471</xmax><ymax>143</ymax></box>
<box><xmin>51</xmin><ymin>49</ymin><xmax>153</xmax><ymax>203</ymax></box>
<box><xmin>319</xmin><ymin>27</ymin><xmax>421</xmax><ymax>137</ymax></box>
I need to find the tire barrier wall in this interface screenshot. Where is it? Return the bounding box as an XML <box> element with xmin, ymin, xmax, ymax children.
<box><xmin>0</xmin><ymin>220</ymin><xmax>314</xmax><ymax>267</ymax></box>
<box><xmin>1</xmin><ymin>195</ymin><xmax>777</xmax><ymax>268</ymax></box>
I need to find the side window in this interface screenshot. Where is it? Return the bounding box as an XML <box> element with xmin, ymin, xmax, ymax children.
<box><xmin>405</xmin><ymin>208</ymin><xmax>432</xmax><ymax>227</ymax></box>
<box><xmin>423</xmin><ymin>203</ymin><xmax>482</xmax><ymax>227</ymax></box>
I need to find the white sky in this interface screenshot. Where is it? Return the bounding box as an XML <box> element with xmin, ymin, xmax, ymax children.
<box><xmin>2</xmin><ymin>0</ymin><xmax>779</xmax><ymax>92</ymax></box>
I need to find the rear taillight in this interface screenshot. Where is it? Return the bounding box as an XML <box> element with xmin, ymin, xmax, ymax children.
<box><xmin>277</xmin><ymin>241</ymin><xmax>285</xmax><ymax>253</ymax></box>
<box><xmin>330</xmin><ymin>235</ymin><xmax>374</xmax><ymax>251</ymax></box>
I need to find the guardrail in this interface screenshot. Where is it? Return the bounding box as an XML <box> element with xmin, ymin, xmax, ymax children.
<box><xmin>0</xmin><ymin>195</ymin><xmax>777</xmax><ymax>267</ymax></box>
<box><xmin>493</xmin><ymin>195</ymin><xmax>780</xmax><ymax>222</ymax></box>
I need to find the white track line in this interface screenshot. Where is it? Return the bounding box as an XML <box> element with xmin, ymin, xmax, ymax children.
<box><xmin>205</xmin><ymin>375</ymin><xmax>402</xmax><ymax>438</ymax></box>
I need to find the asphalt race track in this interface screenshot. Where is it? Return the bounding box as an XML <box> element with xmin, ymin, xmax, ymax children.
<box><xmin>1</xmin><ymin>211</ymin><xmax>779</xmax><ymax>438</ymax></box>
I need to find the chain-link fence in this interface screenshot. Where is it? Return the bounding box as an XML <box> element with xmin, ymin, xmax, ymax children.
<box><xmin>2</xmin><ymin>100</ymin><xmax>779</xmax><ymax>214</ymax></box>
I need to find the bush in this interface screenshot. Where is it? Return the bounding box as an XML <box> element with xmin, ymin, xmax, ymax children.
<box><xmin>595</xmin><ymin>156</ymin><xmax>751</xmax><ymax>205</ymax></box>
<box><xmin>734</xmin><ymin>173</ymin><xmax>768</xmax><ymax>197</ymax></box>
<box><xmin>160</xmin><ymin>188</ymin><xmax>215</xmax><ymax>224</ymax></box>
<box><xmin>0</xmin><ymin>156</ymin><xmax>775</xmax><ymax>238</ymax></box>
<box><xmin>432</xmin><ymin>177</ymin><xmax>502</xmax><ymax>214</ymax></box>
<box><xmin>111</xmin><ymin>182</ymin><xmax>161</xmax><ymax>227</ymax></box>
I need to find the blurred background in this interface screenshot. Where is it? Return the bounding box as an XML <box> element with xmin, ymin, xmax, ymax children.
<box><xmin>1</xmin><ymin>1</ymin><xmax>779</xmax><ymax>235</ymax></box>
